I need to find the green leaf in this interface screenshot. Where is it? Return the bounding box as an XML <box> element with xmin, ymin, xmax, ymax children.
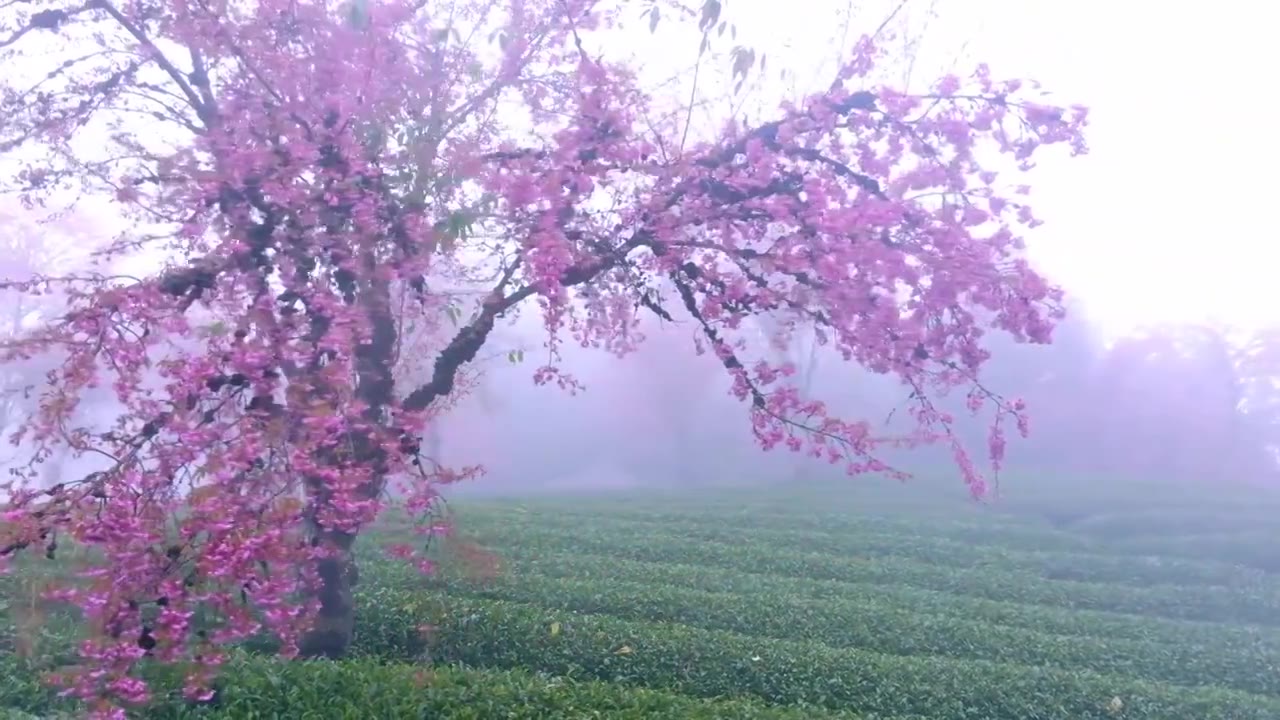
<box><xmin>730</xmin><ymin>45</ymin><xmax>755</xmax><ymax>93</ymax></box>
<box><xmin>430</xmin><ymin>210</ymin><xmax>475</xmax><ymax>253</ymax></box>
<box><xmin>200</xmin><ymin>320</ymin><xmax>229</xmax><ymax>337</ymax></box>
<box><xmin>344</xmin><ymin>0</ymin><xmax>369</xmax><ymax>30</ymax></box>
<box><xmin>698</xmin><ymin>0</ymin><xmax>721</xmax><ymax>33</ymax></box>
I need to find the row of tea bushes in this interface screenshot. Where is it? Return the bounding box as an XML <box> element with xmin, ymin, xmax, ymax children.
<box><xmin>466</xmin><ymin>490</ymin><xmax>1280</xmax><ymax>569</ymax></box>
<box><xmin>449</xmin><ymin>524</ymin><xmax>1280</xmax><ymax>625</ymax></box>
<box><xmin>451</xmin><ymin>549</ymin><xmax>1280</xmax><ymax>651</ymax></box>
<box><xmin>482</xmin><ymin>482</ymin><xmax>1280</xmax><ymax>542</ymax></box>
<box><xmin>1066</xmin><ymin>510</ymin><xmax>1279</xmax><ymax>540</ymax></box>
<box><xmin>351</xmin><ymin>588</ymin><xmax>1280</xmax><ymax>720</ymax></box>
<box><xmin>0</xmin><ymin>653</ymin><xmax>62</xmax><ymax>717</ymax></box>
<box><xmin>462</xmin><ymin>505</ymin><xmax>1097</xmax><ymax>554</ymax></box>
<box><xmin>454</xmin><ymin>510</ymin><xmax>1271</xmax><ymax>590</ymax></box>
<box><xmin>1115</xmin><ymin>532</ymin><xmax>1280</xmax><ymax>573</ymax></box>
<box><xmin>0</xmin><ymin>653</ymin><xmax>875</xmax><ymax>720</ymax></box>
<box><xmin>439</xmin><ymin>571</ymin><xmax>1280</xmax><ymax>697</ymax></box>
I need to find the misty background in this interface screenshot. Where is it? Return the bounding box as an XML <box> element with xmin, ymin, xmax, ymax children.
<box><xmin>1</xmin><ymin>0</ymin><xmax>1277</xmax><ymax>508</ymax></box>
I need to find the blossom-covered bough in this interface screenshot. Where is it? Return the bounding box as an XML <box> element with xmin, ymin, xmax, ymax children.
<box><xmin>0</xmin><ymin>0</ymin><xmax>1087</xmax><ymax>712</ymax></box>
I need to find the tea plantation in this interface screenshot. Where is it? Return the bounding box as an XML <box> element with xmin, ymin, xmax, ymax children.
<box><xmin>4</xmin><ymin>479</ymin><xmax>1280</xmax><ymax>718</ymax></box>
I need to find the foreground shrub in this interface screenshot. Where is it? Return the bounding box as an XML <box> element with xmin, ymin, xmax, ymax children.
<box><xmin>2</xmin><ymin>653</ymin><xmax>872</xmax><ymax>719</ymax></box>
<box><xmin>353</xmin><ymin>591</ymin><xmax>1280</xmax><ymax>720</ymax></box>
<box><xmin>443</xmin><ymin>571</ymin><xmax>1280</xmax><ymax>696</ymax></box>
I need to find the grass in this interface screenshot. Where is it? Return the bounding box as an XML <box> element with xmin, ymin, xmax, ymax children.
<box><xmin>3</xmin><ymin>475</ymin><xmax>1280</xmax><ymax>718</ymax></box>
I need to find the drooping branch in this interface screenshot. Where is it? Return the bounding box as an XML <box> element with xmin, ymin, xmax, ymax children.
<box><xmin>396</xmin><ymin>88</ymin><xmax>938</xmax><ymax>417</ymax></box>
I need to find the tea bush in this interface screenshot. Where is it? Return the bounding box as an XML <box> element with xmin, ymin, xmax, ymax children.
<box><xmin>458</xmin><ymin>523</ymin><xmax>1280</xmax><ymax>624</ymax></box>
<box><xmin>5</xmin><ymin>484</ymin><xmax>1279</xmax><ymax>718</ymax></box>
<box><xmin>350</xmin><ymin>592</ymin><xmax>1280</xmax><ymax>720</ymax></box>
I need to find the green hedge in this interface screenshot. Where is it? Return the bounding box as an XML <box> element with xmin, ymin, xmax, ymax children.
<box><xmin>444</xmin><ymin>525</ymin><xmax>1280</xmax><ymax>626</ymax></box>
<box><xmin>2</xmin><ymin>653</ymin><xmax>877</xmax><ymax>719</ymax></box>
<box><xmin>0</xmin><ymin>654</ymin><xmax>66</xmax><ymax>716</ymax></box>
<box><xmin>1070</xmin><ymin>510</ymin><xmax>1279</xmax><ymax>539</ymax></box>
<box><xmin>463</xmin><ymin>500</ymin><xmax>1280</xmax><ymax>569</ymax></box>
<box><xmin>352</xmin><ymin>589</ymin><xmax>1280</xmax><ymax>719</ymax></box>
<box><xmin>438</xmin><ymin>571</ymin><xmax>1280</xmax><ymax>696</ymax></box>
<box><xmin>454</xmin><ymin>511</ymin><xmax>1271</xmax><ymax>589</ymax></box>
<box><xmin>462</xmin><ymin>506</ymin><xmax>1098</xmax><ymax>553</ymax></box>
<box><xmin>1115</xmin><ymin>532</ymin><xmax>1280</xmax><ymax>572</ymax></box>
<box><xmin>473</xmin><ymin>480</ymin><xmax>1280</xmax><ymax>533</ymax></box>
<box><xmin>445</xmin><ymin>549</ymin><xmax>1280</xmax><ymax>651</ymax></box>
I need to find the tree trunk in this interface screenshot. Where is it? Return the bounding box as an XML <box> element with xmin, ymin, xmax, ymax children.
<box><xmin>297</xmin><ymin>263</ymin><xmax>397</xmax><ymax>659</ymax></box>
<box><xmin>297</xmin><ymin>528</ymin><xmax>359</xmax><ymax>658</ymax></box>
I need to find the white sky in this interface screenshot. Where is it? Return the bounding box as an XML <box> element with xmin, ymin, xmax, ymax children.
<box><xmin>968</xmin><ymin>0</ymin><xmax>1279</xmax><ymax>339</ymax></box>
<box><xmin>673</xmin><ymin>0</ymin><xmax>1278</xmax><ymax>339</ymax></box>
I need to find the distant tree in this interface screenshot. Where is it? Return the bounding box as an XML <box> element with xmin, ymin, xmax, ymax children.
<box><xmin>936</xmin><ymin>306</ymin><xmax>1280</xmax><ymax>486</ymax></box>
<box><xmin>1065</xmin><ymin>323</ymin><xmax>1276</xmax><ymax>483</ymax></box>
<box><xmin>1237</xmin><ymin>325</ymin><xmax>1280</xmax><ymax>474</ymax></box>
<box><xmin>0</xmin><ymin>0</ymin><xmax>1086</xmax><ymax>709</ymax></box>
<box><xmin>604</xmin><ymin>308</ymin><xmax>723</xmax><ymax>487</ymax></box>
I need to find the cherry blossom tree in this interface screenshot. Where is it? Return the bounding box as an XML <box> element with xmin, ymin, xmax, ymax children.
<box><xmin>0</xmin><ymin>0</ymin><xmax>1087</xmax><ymax>710</ymax></box>
<box><xmin>1088</xmin><ymin>324</ymin><xmax>1278</xmax><ymax>484</ymax></box>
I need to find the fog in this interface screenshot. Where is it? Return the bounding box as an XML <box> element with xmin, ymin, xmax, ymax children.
<box><xmin>405</xmin><ymin>291</ymin><xmax>1278</xmax><ymax>502</ymax></box>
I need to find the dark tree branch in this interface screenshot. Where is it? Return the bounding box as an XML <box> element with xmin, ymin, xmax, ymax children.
<box><xmin>97</xmin><ymin>1</ymin><xmax>213</xmax><ymax>124</ymax></box>
<box><xmin>0</xmin><ymin>2</ymin><xmax>94</xmax><ymax>49</ymax></box>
